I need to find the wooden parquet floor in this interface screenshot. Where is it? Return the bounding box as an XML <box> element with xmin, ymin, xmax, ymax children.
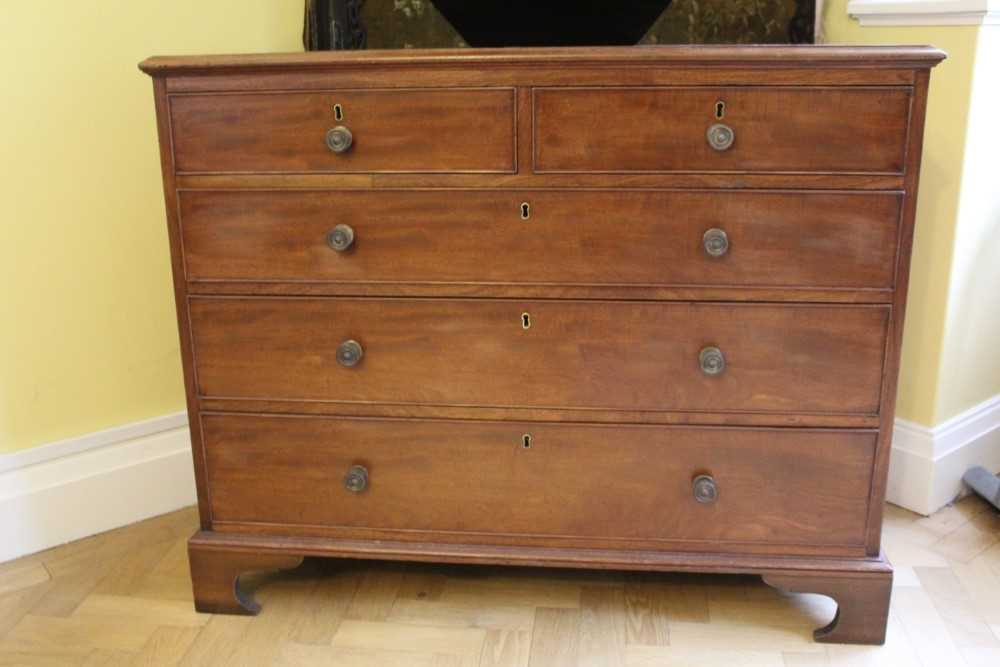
<box><xmin>0</xmin><ymin>497</ymin><xmax>998</xmax><ymax>666</ymax></box>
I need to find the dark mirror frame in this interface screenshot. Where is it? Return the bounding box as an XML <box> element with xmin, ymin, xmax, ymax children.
<box><xmin>304</xmin><ymin>0</ymin><xmax>816</xmax><ymax>51</ymax></box>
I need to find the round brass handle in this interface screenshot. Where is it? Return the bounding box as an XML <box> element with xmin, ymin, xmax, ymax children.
<box><xmin>336</xmin><ymin>339</ymin><xmax>364</xmax><ymax>367</ymax></box>
<box><xmin>703</xmin><ymin>228</ymin><xmax>729</xmax><ymax>258</ymax></box>
<box><xmin>344</xmin><ymin>464</ymin><xmax>368</xmax><ymax>493</ymax></box>
<box><xmin>692</xmin><ymin>475</ymin><xmax>718</xmax><ymax>504</ymax></box>
<box><xmin>699</xmin><ymin>346</ymin><xmax>726</xmax><ymax>376</ymax></box>
<box><xmin>325</xmin><ymin>125</ymin><xmax>353</xmax><ymax>153</ymax></box>
<box><xmin>327</xmin><ymin>224</ymin><xmax>355</xmax><ymax>252</ymax></box>
<box><xmin>706</xmin><ymin>123</ymin><xmax>735</xmax><ymax>151</ymax></box>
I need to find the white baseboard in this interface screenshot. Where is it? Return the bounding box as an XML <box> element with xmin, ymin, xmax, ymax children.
<box><xmin>887</xmin><ymin>394</ymin><xmax>1000</xmax><ymax>515</ymax></box>
<box><xmin>0</xmin><ymin>413</ymin><xmax>196</xmax><ymax>563</ymax></box>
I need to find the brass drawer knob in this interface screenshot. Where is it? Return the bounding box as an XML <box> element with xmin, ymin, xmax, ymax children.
<box><xmin>699</xmin><ymin>346</ymin><xmax>726</xmax><ymax>375</ymax></box>
<box><xmin>325</xmin><ymin>125</ymin><xmax>354</xmax><ymax>153</ymax></box>
<box><xmin>344</xmin><ymin>464</ymin><xmax>368</xmax><ymax>493</ymax></box>
<box><xmin>703</xmin><ymin>228</ymin><xmax>729</xmax><ymax>258</ymax></box>
<box><xmin>706</xmin><ymin>123</ymin><xmax>735</xmax><ymax>151</ymax></box>
<box><xmin>692</xmin><ymin>475</ymin><xmax>718</xmax><ymax>504</ymax></box>
<box><xmin>336</xmin><ymin>339</ymin><xmax>364</xmax><ymax>367</ymax></box>
<box><xmin>327</xmin><ymin>224</ymin><xmax>355</xmax><ymax>252</ymax></box>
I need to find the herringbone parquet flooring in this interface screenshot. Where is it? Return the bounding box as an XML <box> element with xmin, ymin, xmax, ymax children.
<box><xmin>1</xmin><ymin>497</ymin><xmax>998</xmax><ymax>666</ymax></box>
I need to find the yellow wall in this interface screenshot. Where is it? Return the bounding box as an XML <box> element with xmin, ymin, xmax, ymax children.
<box><xmin>0</xmin><ymin>1</ymin><xmax>304</xmax><ymax>453</ymax></box>
<box><xmin>824</xmin><ymin>0</ymin><xmax>980</xmax><ymax>426</ymax></box>
<box><xmin>935</xmin><ymin>27</ymin><xmax>1000</xmax><ymax>422</ymax></box>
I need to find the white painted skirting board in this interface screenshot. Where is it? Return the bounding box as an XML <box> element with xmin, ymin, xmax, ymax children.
<box><xmin>0</xmin><ymin>412</ymin><xmax>196</xmax><ymax>563</ymax></box>
<box><xmin>887</xmin><ymin>394</ymin><xmax>1000</xmax><ymax>516</ymax></box>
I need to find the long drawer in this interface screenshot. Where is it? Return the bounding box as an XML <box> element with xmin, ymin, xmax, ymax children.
<box><xmin>179</xmin><ymin>190</ymin><xmax>902</xmax><ymax>290</ymax></box>
<box><xmin>169</xmin><ymin>88</ymin><xmax>516</xmax><ymax>173</ymax></box>
<box><xmin>534</xmin><ymin>87</ymin><xmax>911</xmax><ymax>173</ymax></box>
<box><xmin>203</xmin><ymin>413</ymin><xmax>876</xmax><ymax>550</ymax></box>
<box><xmin>189</xmin><ymin>297</ymin><xmax>888</xmax><ymax>415</ymax></box>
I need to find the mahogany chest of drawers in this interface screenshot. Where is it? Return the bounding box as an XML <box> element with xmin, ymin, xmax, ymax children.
<box><xmin>140</xmin><ymin>45</ymin><xmax>944</xmax><ymax>645</ymax></box>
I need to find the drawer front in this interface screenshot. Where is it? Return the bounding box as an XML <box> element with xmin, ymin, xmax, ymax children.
<box><xmin>203</xmin><ymin>414</ymin><xmax>875</xmax><ymax>549</ymax></box>
<box><xmin>534</xmin><ymin>87</ymin><xmax>910</xmax><ymax>173</ymax></box>
<box><xmin>180</xmin><ymin>190</ymin><xmax>901</xmax><ymax>290</ymax></box>
<box><xmin>170</xmin><ymin>88</ymin><xmax>516</xmax><ymax>173</ymax></box>
<box><xmin>190</xmin><ymin>298</ymin><xmax>888</xmax><ymax>415</ymax></box>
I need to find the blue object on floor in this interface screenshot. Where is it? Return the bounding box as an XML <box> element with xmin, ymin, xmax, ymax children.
<box><xmin>963</xmin><ymin>466</ymin><xmax>1000</xmax><ymax>511</ymax></box>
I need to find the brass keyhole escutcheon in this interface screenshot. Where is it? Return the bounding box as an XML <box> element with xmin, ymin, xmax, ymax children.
<box><xmin>521</xmin><ymin>312</ymin><xmax>531</xmax><ymax>330</ymax></box>
<box><xmin>333</xmin><ymin>103</ymin><xmax>344</xmax><ymax>121</ymax></box>
<box><xmin>520</xmin><ymin>202</ymin><xmax>530</xmax><ymax>220</ymax></box>
<box><xmin>522</xmin><ymin>434</ymin><xmax>532</xmax><ymax>449</ymax></box>
<box><xmin>715</xmin><ymin>100</ymin><xmax>726</xmax><ymax>120</ymax></box>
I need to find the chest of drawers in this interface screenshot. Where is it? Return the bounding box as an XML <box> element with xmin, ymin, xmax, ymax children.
<box><xmin>141</xmin><ymin>45</ymin><xmax>944</xmax><ymax>645</ymax></box>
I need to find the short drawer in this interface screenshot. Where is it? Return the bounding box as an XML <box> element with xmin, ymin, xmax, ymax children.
<box><xmin>203</xmin><ymin>414</ymin><xmax>876</xmax><ymax>550</ymax></box>
<box><xmin>179</xmin><ymin>190</ymin><xmax>901</xmax><ymax>290</ymax></box>
<box><xmin>169</xmin><ymin>88</ymin><xmax>516</xmax><ymax>173</ymax></box>
<box><xmin>189</xmin><ymin>298</ymin><xmax>888</xmax><ymax>415</ymax></box>
<box><xmin>534</xmin><ymin>87</ymin><xmax>910</xmax><ymax>173</ymax></box>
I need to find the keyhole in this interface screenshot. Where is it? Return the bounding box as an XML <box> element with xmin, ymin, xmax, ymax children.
<box><xmin>522</xmin><ymin>434</ymin><xmax>532</xmax><ymax>449</ymax></box>
<box><xmin>520</xmin><ymin>202</ymin><xmax>530</xmax><ymax>220</ymax></box>
<box><xmin>521</xmin><ymin>312</ymin><xmax>531</xmax><ymax>330</ymax></box>
<box><xmin>334</xmin><ymin>104</ymin><xmax>344</xmax><ymax>121</ymax></box>
<box><xmin>715</xmin><ymin>100</ymin><xmax>725</xmax><ymax>120</ymax></box>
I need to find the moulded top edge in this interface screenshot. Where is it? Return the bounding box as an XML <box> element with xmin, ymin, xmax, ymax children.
<box><xmin>138</xmin><ymin>45</ymin><xmax>947</xmax><ymax>77</ymax></box>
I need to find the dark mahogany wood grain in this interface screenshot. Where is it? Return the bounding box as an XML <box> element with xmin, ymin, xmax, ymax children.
<box><xmin>201</xmin><ymin>413</ymin><xmax>876</xmax><ymax>550</ymax></box>
<box><xmin>764</xmin><ymin>570</ymin><xmax>892</xmax><ymax>644</ymax></box>
<box><xmin>864</xmin><ymin>68</ymin><xmax>934</xmax><ymax>556</ymax></box>
<box><xmin>139</xmin><ymin>44</ymin><xmax>945</xmax><ymax>75</ymax></box>
<box><xmin>163</xmin><ymin>67</ymin><xmax>920</xmax><ymax>94</ymax></box>
<box><xmin>534</xmin><ymin>87</ymin><xmax>911</xmax><ymax>174</ymax></box>
<box><xmin>142</xmin><ymin>45</ymin><xmax>945</xmax><ymax>642</ymax></box>
<box><xmin>209</xmin><ymin>520</ymin><xmax>868</xmax><ymax>558</ymax></box>
<box><xmin>186</xmin><ymin>282</ymin><xmax>896</xmax><ymax>304</ymax></box>
<box><xmin>187</xmin><ymin>528</ymin><xmax>893</xmax><ymax>643</ymax></box>
<box><xmin>179</xmin><ymin>189</ymin><xmax>901</xmax><ymax>290</ymax></box>
<box><xmin>170</xmin><ymin>88</ymin><xmax>516</xmax><ymax>174</ymax></box>
<box><xmin>177</xmin><ymin>171</ymin><xmax>908</xmax><ymax>192</ymax></box>
<box><xmin>196</xmin><ymin>399</ymin><xmax>883</xmax><ymax>429</ymax></box>
<box><xmin>188</xmin><ymin>539</ymin><xmax>303</xmax><ymax>615</ymax></box>
<box><xmin>150</xmin><ymin>79</ymin><xmax>213</xmax><ymax>530</ymax></box>
<box><xmin>189</xmin><ymin>528</ymin><xmax>893</xmax><ymax>576</ymax></box>
<box><xmin>188</xmin><ymin>297</ymin><xmax>889</xmax><ymax>415</ymax></box>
